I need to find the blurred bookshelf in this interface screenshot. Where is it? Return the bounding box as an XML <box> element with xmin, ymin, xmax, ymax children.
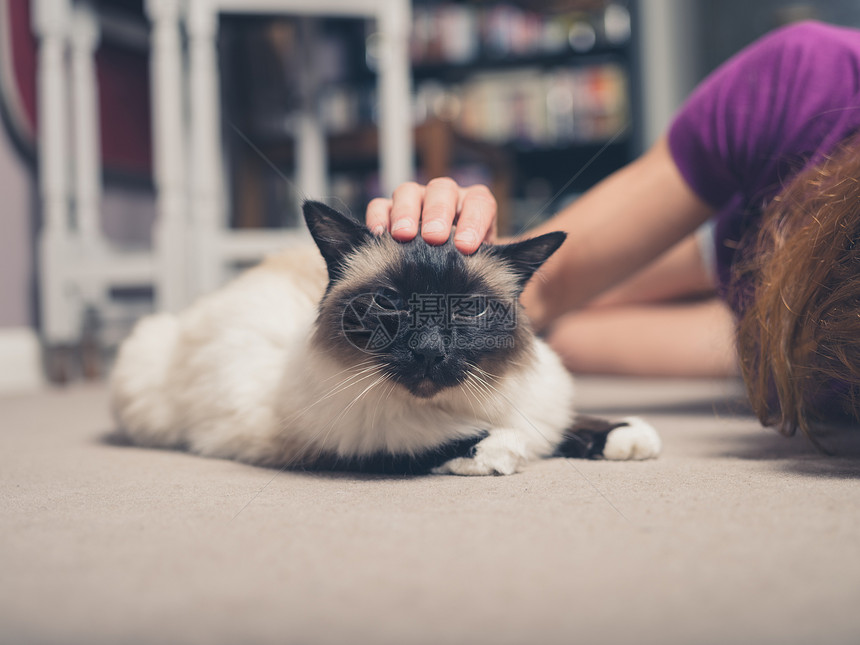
<box><xmin>220</xmin><ymin>0</ymin><xmax>639</xmax><ymax>236</ymax></box>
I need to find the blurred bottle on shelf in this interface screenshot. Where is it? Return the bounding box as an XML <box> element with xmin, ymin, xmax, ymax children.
<box><xmin>411</xmin><ymin>2</ymin><xmax>631</xmax><ymax>65</ymax></box>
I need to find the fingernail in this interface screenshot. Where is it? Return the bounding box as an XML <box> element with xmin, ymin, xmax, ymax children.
<box><xmin>423</xmin><ymin>220</ymin><xmax>445</xmax><ymax>235</ymax></box>
<box><xmin>454</xmin><ymin>230</ymin><xmax>476</xmax><ymax>245</ymax></box>
<box><xmin>391</xmin><ymin>219</ymin><xmax>412</xmax><ymax>233</ymax></box>
<box><xmin>372</xmin><ymin>225</ymin><xmax>385</xmax><ymax>236</ymax></box>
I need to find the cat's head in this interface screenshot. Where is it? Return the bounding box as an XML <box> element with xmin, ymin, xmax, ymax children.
<box><xmin>304</xmin><ymin>200</ymin><xmax>566</xmax><ymax>399</ymax></box>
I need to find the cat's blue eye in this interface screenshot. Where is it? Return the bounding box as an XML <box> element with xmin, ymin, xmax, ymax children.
<box><xmin>371</xmin><ymin>288</ymin><xmax>404</xmax><ymax>312</ymax></box>
<box><xmin>451</xmin><ymin>296</ymin><xmax>489</xmax><ymax>320</ymax></box>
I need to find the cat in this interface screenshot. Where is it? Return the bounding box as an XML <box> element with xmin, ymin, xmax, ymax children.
<box><xmin>109</xmin><ymin>201</ymin><xmax>660</xmax><ymax>475</ymax></box>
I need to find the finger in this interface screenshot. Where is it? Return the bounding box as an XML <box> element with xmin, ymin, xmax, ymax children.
<box><xmin>366</xmin><ymin>197</ymin><xmax>392</xmax><ymax>236</ymax></box>
<box><xmin>421</xmin><ymin>177</ymin><xmax>461</xmax><ymax>245</ymax></box>
<box><xmin>453</xmin><ymin>184</ymin><xmax>497</xmax><ymax>254</ymax></box>
<box><xmin>483</xmin><ymin>216</ymin><xmax>498</xmax><ymax>244</ymax></box>
<box><xmin>389</xmin><ymin>182</ymin><xmax>425</xmax><ymax>241</ymax></box>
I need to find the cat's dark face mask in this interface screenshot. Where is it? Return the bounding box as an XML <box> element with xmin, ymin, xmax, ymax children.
<box><xmin>304</xmin><ymin>201</ymin><xmax>566</xmax><ymax>399</ymax></box>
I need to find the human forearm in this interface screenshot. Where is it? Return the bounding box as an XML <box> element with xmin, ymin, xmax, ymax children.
<box><xmin>520</xmin><ymin>137</ymin><xmax>714</xmax><ymax>331</ymax></box>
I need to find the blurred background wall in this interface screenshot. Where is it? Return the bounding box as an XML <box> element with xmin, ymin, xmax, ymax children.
<box><xmin>1</xmin><ymin>0</ymin><xmax>858</xmax><ymax>390</ymax></box>
<box><xmin>0</xmin><ymin>109</ymin><xmax>32</xmax><ymax>328</ymax></box>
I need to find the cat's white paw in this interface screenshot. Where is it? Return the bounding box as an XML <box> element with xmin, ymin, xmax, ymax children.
<box><xmin>603</xmin><ymin>417</ymin><xmax>661</xmax><ymax>460</ymax></box>
<box><xmin>432</xmin><ymin>430</ymin><xmax>527</xmax><ymax>476</ymax></box>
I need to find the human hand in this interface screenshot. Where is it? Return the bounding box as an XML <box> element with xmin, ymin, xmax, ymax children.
<box><xmin>366</xmin><ymin>178</ymin><xmax>497</xmax><ymax>254</ymax></box>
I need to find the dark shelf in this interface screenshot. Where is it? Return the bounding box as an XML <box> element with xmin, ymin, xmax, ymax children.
<box><xmin>220</xmin><ymin>1</ymin><xmax>642</xmax><ymax>231</ymax></box>
<box><xmin>413</xmin><ymin>48</ymin><xmax>629</xmax><ymax>81</ymax></box>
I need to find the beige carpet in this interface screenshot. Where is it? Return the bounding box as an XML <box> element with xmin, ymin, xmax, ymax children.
<box><xmin>2</xmin><ymin>377</ymin><xmax>859</xmax><ymax>645</ymax></box>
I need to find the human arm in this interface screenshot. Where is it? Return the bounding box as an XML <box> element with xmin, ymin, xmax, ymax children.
<box><xmin>518</xmin><ymin>136</ymin><xmax>714</xmax><ymax>331</ymax></box>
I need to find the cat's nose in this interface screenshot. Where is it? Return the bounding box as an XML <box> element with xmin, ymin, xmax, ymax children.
<box><xmin>413</xmin><ymin>344</ymin><xmax>444</xmax><ymax>366</ymax></box>
<box><xmin>411</xmin><ymin>331</ymin><xmax>446</xmax><ymax>366</ymax></box>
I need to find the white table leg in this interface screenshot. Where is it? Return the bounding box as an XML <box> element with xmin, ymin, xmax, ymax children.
<box><xmin>147</xmin><ymin>0</ymin><xmax>188</xmax><ymax>312</ymax></box>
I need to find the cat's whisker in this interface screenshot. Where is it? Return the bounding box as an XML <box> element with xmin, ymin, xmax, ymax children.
<box><xmin>304</xmin><ymin>366</ymin><xmax>388</xmax><ymax>448</ymax></box>
<box><xmin>326</xmin><ymin>372</ymin><xmax>389</xmax><ymax>437</ymax></box>
<box><xmin>459</xmin><ymin>377</ymin><xmax>480</xmax><ymax>422</ymax></box>
<box><xmin>284</xmin><ymin>363</ymin><xmax>383</xmax><ymax>423</ymax></box>
<box><xmin>469</xmin><ymin>371</ymin><xmax>498</xmax><ymax>397</ymax></box>
<box><xmin>465</xmin><ymin>362</ymin><xmax>499</xmax><ymax>391</ymax></box>
<box><xmin>314</xmin><ymin>364</ymin><xmax>388</xmax><ymax>404</ymax></box>
<box><xmin>369</xmin><ymin>374</ymin><xmax>398</xmax><ymax>433</ymax></box>
<box><xmin>468</xmin><ymin>362</ymin><xmax>502</xmax><ymax>384</ymax></box>
<box><xmin>285</xmin><ymin>367</ymin><xmax>381</xmax><ymax>430</ymax></box>
<box><xmin>312</xmin><ymin>371</ymin><xmax>390</xmax><ymax>460</ymax></box>
<box><xmin>298</xmin><ymin>366</ymin><xmax>384</xmax><ymax>437</ymax></box>
<box><xmin>469</xmin><ymin>371</ymin><xmax>575</xmax><ymax>466</ymax></box>
<box><xmin>279</xmin><ymin>365</ymin><xmax>387</xmax><ymax>451</ymax></box>
<box><xmin>298</xmin><ymin>370</ymin><xmax>386</xmax><ymax>461</ymax></box>
<box><xmin>461</xmin><ymin>371</ymin><xmax>494</xmax><ymax>420</ymax></box>
<box><xmin>467</xmin><ymin>364</ymin><xmax>507</xmax><ymax>409</ymax></box>
<box><xmin>464</xmin><ymin>373</ymin><xmax>496</xmax><ymax>420</ymax></box>
<box><xmin>468</xmin><ymin>369</ymin><xmax>564</xmax><ymax>457</ymax></box>
<box><xmin>468</xmin><ymin>380</ymin><xmax>498</xmax><ymax>426</ymax></box>
<box><xmin>317</xmin><ymin>359</ymin><xmax>377</xmax><ymax>385</ymax></box>
<box><xmin>465</xmin><ymin>370</ymin><xmax>505</xmax><ymax>417</ymax></box>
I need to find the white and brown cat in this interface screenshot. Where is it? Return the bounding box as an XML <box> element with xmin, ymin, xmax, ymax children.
<box><xmin>110</xmin><ymin>201</ymin><xmax>660</xmax><ymax>475</ymax></box>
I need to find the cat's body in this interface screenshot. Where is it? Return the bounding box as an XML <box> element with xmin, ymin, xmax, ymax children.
<box><xmin>110</xmin><ymin>202</ymin><xmax>659</xmax><ymax>475</ymax></box>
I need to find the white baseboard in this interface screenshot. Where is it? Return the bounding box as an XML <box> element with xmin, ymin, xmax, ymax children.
<box><xmin>0</xmin><ymin>327</ymin><xmax>44</xmax><ymax>393</ymax></box>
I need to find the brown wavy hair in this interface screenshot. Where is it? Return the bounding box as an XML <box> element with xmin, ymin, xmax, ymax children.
<box><xmin>733</xmin><ymin>137</ymin><xmax>860</xmax><ymax>438</ymax></box>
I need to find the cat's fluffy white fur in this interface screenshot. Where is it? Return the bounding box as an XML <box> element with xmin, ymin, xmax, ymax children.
<box><xmin>111</xmin><ymin>246</ymin><xmax>659</xmax><ymax>475</ymax></box>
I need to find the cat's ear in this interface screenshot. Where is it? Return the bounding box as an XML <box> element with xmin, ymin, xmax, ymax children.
<box><xmin>303</xmin><ymin>200</ymin><xmax>372</xmax><ymax>281</ymax></box>
<box><xmin>488</xmin><ymin>231</ymin><xmax>567</xmax><ymax>290</ymax></box>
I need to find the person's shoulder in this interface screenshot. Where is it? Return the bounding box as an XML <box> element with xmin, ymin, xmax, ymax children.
<box><xmin>761</xmin><ymin>20</ymin><xmax>853</xmax><ymax>40</ymax></box>
<box><xmin>732</xmin><ymin>21</ymin><xmax>860</xmax><ymax>99</ymax></box>
<box><xmin>755</xmin><ymin>20</ymin><xmax>860</xmax><ymax>56</ymax></box>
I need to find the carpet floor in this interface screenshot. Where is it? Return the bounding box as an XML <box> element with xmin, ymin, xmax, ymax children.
<box><xmin>2</xmin><ymin>377</ymin><xmax>859</xmax><ymax>645</ymax></box>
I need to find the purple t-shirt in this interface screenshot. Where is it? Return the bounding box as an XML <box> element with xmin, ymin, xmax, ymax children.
<box><xmin>668</xmin><ymin>21</ymin><xmax>860</xmax><ymax>306</ymax></box>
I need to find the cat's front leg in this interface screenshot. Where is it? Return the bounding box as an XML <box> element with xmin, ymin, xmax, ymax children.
<box><xmin>556</xmin><ymin>415</ymin><xmax>662</xmax><ymax>461</ymax></box>
<box><xmin>432</xmin><ymin>428</ymin><xmax>530</xmax><ymax>476</ymax></box>
<box><xmin>602</xmin><ymin>417</ymin><xmax>662</xmax><ymax>460</ymax></box>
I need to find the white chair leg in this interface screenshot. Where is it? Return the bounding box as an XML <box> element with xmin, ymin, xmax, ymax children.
<box><xmin>187</xmin><ymin>0</ymin><xmax>224</xmax><ymax>298</ymax></box>
<box><xmin>295</xmin><ymin>17</ymin><xmax>327</xmax><ymax>204</ymax></box>
<box><xmin>147</xmin><ymin>0</ymin><xmax>189</xmax><ymax>312</ymax></box>
<box><xmin>70</xmin><ymin>1</ymin><xmax>103</xmax><ymax>304</ymax></box>
<box><xmin>33</xmin><ymin>0</ymin><xmax>79</xmax><ymax>345</ymax></box>
<box><xmin>377</xmin><ymin>0</ymin><xmax>413</xmax><ymax>194</ymax></box>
